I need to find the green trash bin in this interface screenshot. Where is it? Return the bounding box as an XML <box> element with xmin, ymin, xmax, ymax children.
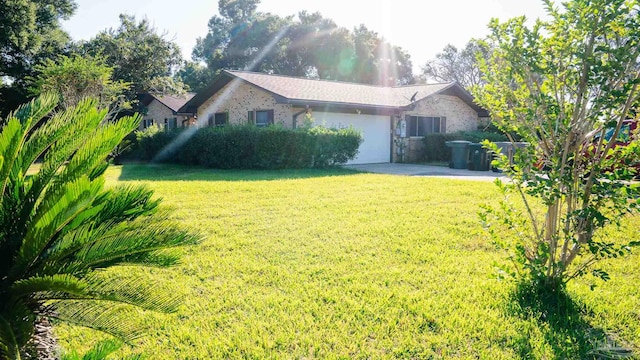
<box><xmin>468</xmin><ymin>143</ymin><xmax>490</xmax><ymax>171</ymax></box>
<box><xmin>445</xmin><ymin>140</ymin><xmax>471</xmax><ymax>169</ymax></box>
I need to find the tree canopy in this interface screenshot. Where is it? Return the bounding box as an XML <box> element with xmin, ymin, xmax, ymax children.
<box><xmin>81</xmin><ymin>14</ymin><xmax>185</xmax><ymax>96</ymax></box>
<box><xmin>0</xmin><ymin>0</ymin><xmax>76</xmax><ymax>80</ymax></box>
<box><xmin>420</xmin><ymin>39</ymin><xmax>490</xmax><ymax>89</ymax></box>
<box><xmin>190</xmin><ymin>0</ymin><xmax>414</xmax><ymax>86</ymax></box>
<box><xmin>0</xmin><ymin>0</ymin><xmax>77</xmax><ymax>115</ymax></box>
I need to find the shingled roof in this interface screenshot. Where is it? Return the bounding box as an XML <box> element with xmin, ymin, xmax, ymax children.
<box><xmin>141</xmin><ymin>93</ymin><xmax>196</xmax><ymax>113</ymax></box>
<box><xmin>180</xmin><ymin>70</ymin><xmax>487</xmax><ymax>115</ymax></box>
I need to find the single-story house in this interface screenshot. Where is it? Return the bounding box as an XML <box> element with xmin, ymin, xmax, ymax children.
<box><xmin>178</xmin><ymin>70</ymin><xmax>488</xmax><ymax>164</ymax></box>
<box><xmin>139</xmin><ymin>93</ymin><xmax>196</xmax><ymax>131</ymax></box>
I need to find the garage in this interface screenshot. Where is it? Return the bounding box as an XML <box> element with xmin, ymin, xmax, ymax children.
<box><xmin>312</xmin><ymin>112</ymin><xmax>391</xmax><ymax>164</ymax></box>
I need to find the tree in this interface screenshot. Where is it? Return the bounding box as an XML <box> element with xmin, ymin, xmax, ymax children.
<box><xmin>178</xmin><ymin>61</ymin><xmax>215</xmax><ymax>93</ymax></box>
<box><xmin>0</xmin><ymin>0</ymin><xmax>75</xmax><ymax>80</ymax></box>
<box><xmin>420</xmin><ymin>39</ymin><xmax>490</xmax><ymax>88</ymax></box>
<box><xmin>0</xmin><ymin>94</ymin><xmax>199</xmax><ymax>359</ymax></box>
<box><xmin>190</xmin><ymin>1</ymin><xmax>415</xmax><ymax>86</ymax></box>
<box><xmin>82</xmin><ymin>14</ymin><xmax>185</xmax><ymax>96</ymax></box>
<box><xmin>474</xmin><ymin>0</ymin><xmax>640</xmax><ymax>290</ymax></box>
<box><xmin>192</xmin><ymin>1</ymin><xmax>292</xmax><ymax>75</ymax></box>
<box><xmin>28</xmin><ymin>54</ymin><xmax>130</xmax><ymax>110</ymax></box>
<box><xmin>0</xmin><ymin>0</ymin><xmax>77</xmax><ymax>115</ymax></box>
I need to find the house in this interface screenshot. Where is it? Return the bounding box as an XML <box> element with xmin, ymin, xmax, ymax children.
<box><xmin>178</xmin><ymin>70</ymin><xmax>488</xmax><ymax>164</ymax></box>
<box><xmin>139</xmin><ymin>93</ymin><xmax>196</xmax><ymax>131</ymax></box>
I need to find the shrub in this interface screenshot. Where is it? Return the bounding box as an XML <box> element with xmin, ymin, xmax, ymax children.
<box><xmin>0</xmin><ymin>94</ymin><xmax>199</xmax><ymax>359</ymax></box>
<box><xmin>423</xmin><ymin>131</ymin><xmax>509</xmax><ymax>162</ymax></box>
<box><xmin>309</xmin><ymin>126</ymin><xmax>362</xmax><ymax>168</ymax></box>
<box><xmin>135</xmin><ymin>125</ymin><xmax>184</xmax><ymax>161</ymax></box>
<box><xmin>136</xmin><ymin>125</ymin><xmax>362</xmax><ymax>169</ymax></box>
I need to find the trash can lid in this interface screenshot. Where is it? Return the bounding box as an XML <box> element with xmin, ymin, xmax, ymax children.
<box><xmin>445</xmin><ymin>140</ymin><xmax>472</xmax><ymax>147</ymax></box>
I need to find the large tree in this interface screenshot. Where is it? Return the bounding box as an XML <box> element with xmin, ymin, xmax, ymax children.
<box><xmin>420</xmin><ymin>39</ymin><xmax>490</xmax><ymax>88</ymax></box>
<box><xmin>192</xmin><ymin>0</ymin><xmax>292</xmax><ymax>75</ymax></box>
<box><xmin>475</xmin><ymin>0</ymin><xmax>640</xmax><ymax>290</ymax></box>
<box><xmin>190</xmin><ymin>0</ymin><xmax>414</xmax><ymax>85</ymax></box>
<box><xmin>0</xmin><ymin>0</ymin><xmax>75</xmax><ymax>79</ymax></box>
<box><xmin>82</xmin><ymin>14</ymin><xmax>184</xmax><ymax>97</ymax></box>
<box><xmin>0</xmin><ymin>0</ymin><xmax>76</xmax><ymax>115</ymax></box>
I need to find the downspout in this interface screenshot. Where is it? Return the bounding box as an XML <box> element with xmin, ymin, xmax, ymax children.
<box><xmin>292</xmin><ymin>105</ymin><xmax>310</xmax><ymax>129</ymax></box>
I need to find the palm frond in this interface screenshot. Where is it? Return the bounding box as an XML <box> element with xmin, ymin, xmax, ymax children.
<box><xmin>83</xmin><ymin>271</ymin><xmax>181</xmax><ymax>313</ymax></box>
<box><xmin>40</xmin><ymin>222</ymin><xmax>115</xmax><ymax>272</ymax></box>
<box><xmin>72</xmin><ymin>218</ymin><xmax>200</xmax><ymax>271</ymax></box>
<box><xmin>13</xmin><ymin>101</ymin><xmax>105</xmax><ymax>228</ymax></box>
<box><xmin>47</xmin><ymin>301</ymin><xmax>146</xmax><ymax>343</ymax></box>
<box><xmin>12</xmin><ymin>176</ymin><xmax>104</xmax><ymax>278</ymax></box>
<box><xmin>93</xmin><ymin>185</ymin><xmax>160</xmax><ymax>223</ymax></box>
<box><xmin>10</xmin><ymin>274</ymin><xmax>88</xmax><ymax>300</ymax></box>
<box><xmin>0</xmin><ymin>315</ymin><xmax>20</xmax><ymax>360</ymax></box>
<box><xmin>60</xmin><ymin>115</ymin><xmax>139</xmax><ymax>183</ymax></box>
<box><xmin>17</xmin><ymin>98</ymin><xmax>100</xmax><ymax>181</ymax></box>
<box><xmin>8</xmin><ymin>93</ymin><xmax>59</xmax><ymax>132</ymax></box>
<box><xmin>60</xmin><ymin>339</ymin><xmax>122</xmax><ymax>360</ymax></box>
<box><xmin>0</xmin><ymin>94</ymin><xmax>58</xmax><ymax>199</ymax></box>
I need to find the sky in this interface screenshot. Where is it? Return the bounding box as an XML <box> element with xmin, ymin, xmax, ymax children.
<box><xmin>61</xmin><ymin>0</ymin><xmax>549</xmax><ymax>73</ymax></box>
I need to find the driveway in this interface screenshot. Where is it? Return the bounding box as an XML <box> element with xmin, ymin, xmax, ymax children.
<box><xmin>343</xmin><ymin>163</ymin><xmax>505</xmax><ymax>181</ymax></box>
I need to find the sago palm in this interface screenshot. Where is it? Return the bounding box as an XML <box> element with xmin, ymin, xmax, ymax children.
<box><xmin>0</xmin><ymin>94</ymin><xmax>199</xmax><ymax>359</ymax></box>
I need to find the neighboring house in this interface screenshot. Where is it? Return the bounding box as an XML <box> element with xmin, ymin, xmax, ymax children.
<box><xmin>178</xmin><ymin>70</ymin><xmax>489</xmax><ymax>164</ymax></box>
<box><xmin>139</xmin><ymin>93</ymin><xmax>196</xmax><ymax>131</ymax></box>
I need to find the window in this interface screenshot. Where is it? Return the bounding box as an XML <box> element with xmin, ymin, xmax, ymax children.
<box><xmin>407</xmin><ymin>116</ymin><xmax>446</xmax><ymax>136</ymax></box>
<box><xmin>208</xmin><ymin>112</ymin><xmax>228</xmax><ymax>127</ymax></box>
<box><xmin>164</xmin><ymin>117</ymin><xmax>178</xmax><ymax>129</ymax></box>
<box><xmin>249</xmin><ymin>110</ymin><xmax>274</xmax><ymax>127</ymax></box>
<box><xmin>143</xmin><ymin>119</ymin><xmax>154</xmax><ymax>128</ymax></box>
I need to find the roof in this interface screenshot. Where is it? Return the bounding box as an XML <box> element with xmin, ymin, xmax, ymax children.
<box><xmin>179</xmin><ymin>70</ymin><xmax>487</xmax><ymax>115</ymax></box>
<box><xmin>141</xmin><ymin>93</ymin><xmax>196</xmax><ymax>113</ymax></box>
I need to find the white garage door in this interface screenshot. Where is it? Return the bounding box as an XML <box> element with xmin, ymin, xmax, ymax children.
<box><xmin>313</xmin><ymin>112</ymin><xmax>391</xmax><ymax>164</ymax></box>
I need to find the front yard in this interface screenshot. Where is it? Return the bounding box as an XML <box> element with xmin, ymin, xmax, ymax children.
<box><xmin>56</xmin><ymin>164</ymin><xmax>640</xmax><ymax>359</ymax></box>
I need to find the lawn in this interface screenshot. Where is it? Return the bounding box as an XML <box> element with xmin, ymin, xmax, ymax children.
<box><xmin>56</xmin><ymin>164</ymin><xmax>640</xmax><ymax>359</ymax></box>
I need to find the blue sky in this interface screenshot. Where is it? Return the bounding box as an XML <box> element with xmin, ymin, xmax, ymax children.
<box><xmin>62</xmin><ymin>0</ymin><xmax>548</xmax><ymax>72</ymax></box>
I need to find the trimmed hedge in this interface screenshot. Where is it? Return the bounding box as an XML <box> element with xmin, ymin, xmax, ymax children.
<box><xmin>424</xmin><ymin>131</ymin><xmax>509</xmax><ymax>162</ymax></box>
<box><xmin>134</xmin><ymin>125</ymin><xmax>362</xmax><ymax>169</ymax></box>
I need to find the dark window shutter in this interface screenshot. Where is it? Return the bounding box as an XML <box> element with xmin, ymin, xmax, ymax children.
<box><xmin>440</xmin><ymin>117</ymin><xmax>446</xmax><ymax>133</ymax></box>
<box><xmin>268</xmin><ymin>109</ymin><xmax>274</xmax><ymax>124</ymax></box>
<box><xmin>208</xmin><ymin>114</ymin><xmax>214</xmax><ymax>127</ymax></box>
<box><xmin>248</xmin><ymin>111</ymin><xmax>255</xmax><ymax>124</ymax></box>
<box><xmin>407</xmin><ymin>115</ymin><xmax>416</xmax><ymax>136</ymax></box>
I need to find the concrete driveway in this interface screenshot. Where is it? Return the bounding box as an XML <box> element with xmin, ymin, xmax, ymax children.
<box><xmin>343</xmin><ymin>163</ymin><xmax>505</xmax><ymax>181</ymax></box>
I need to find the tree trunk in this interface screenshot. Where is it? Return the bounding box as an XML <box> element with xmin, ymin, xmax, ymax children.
<box><xmin>20</xmin><ymin>318</ymin><xmax>58</xmax><ymax>360</ymax></box>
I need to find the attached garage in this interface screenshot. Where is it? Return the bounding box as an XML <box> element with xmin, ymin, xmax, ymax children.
<box><xmin>180</xmin><ymin>70</ymin><xmax>486</xmax><ymax>166</ymax></box>
<box><xmin>312</xmin><ymin>112</ymin><xmax>391</xmax><ymax>164</ymax></box>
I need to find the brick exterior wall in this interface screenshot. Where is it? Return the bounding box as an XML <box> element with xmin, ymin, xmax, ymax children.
<box><xmin>392</xmin><ymin>95</ymin><xmax>479</xmax><ymax>163</ymax></box>
<box><xmin>198</xmin><ymin>81</ymin><xmax>293</xmax><ymax>127</ymax></box>
<box><xmin>140</xmin><ymin>99</ymin><xmax>191</xmax><ymax>131</ymax></box>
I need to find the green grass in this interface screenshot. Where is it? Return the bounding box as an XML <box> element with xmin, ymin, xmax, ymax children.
<box><xmin>56</xmin><ymin>164</ymin><xmax>640</xmax><ymax>359</ymax></box>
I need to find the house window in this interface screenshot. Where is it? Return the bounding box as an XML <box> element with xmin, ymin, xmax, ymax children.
<box><xmin>249</xmin><ymin>110</ymin><xmax>274</xmax><ymax>127</ymax></box>
<box><xmin>143</xmin><ymin>119</ymin><xmax>155</xmax><ymax>128</ymax></box>
<box><xmin>164</xmin><ymin>118</ymin><xmax>178</xmax><ymax>129</ymax></box>
<box><xmin>208</xmin><ymin>112</ymin><xmax>228</xmax><ymax>127</ymax></box>
<box><xmin>407</xmin><ymin>116</ymin><xmax>446</xmax><ymax>136</ymax></box>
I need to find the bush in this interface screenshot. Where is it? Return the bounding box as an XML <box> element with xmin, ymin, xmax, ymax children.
<box><xmin>424</xmin><ymin>131</ymin><xmax>509</xmax><ymax>162</ymax></box>
<box><xmin>135</xmin><ymin>125</ymin><xmax>184</xmax><ymax>161</ymax></box>
<box><xmin>136</xmin><ymin>125</ymin><xmax>362</xmax><ymax>169</ymax></box>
